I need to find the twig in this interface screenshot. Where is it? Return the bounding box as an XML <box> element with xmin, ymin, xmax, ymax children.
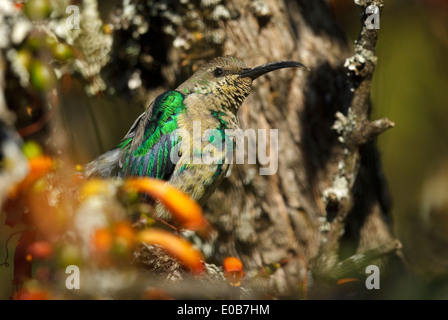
<box><xmin>331</xmin><ymin>239</ymin><xmax>402</xmax><ymax>280</ymax></box>
<box><xmin>17</xmin><ymin>107</ymin><xmax>55</xmax><ymax>137</ymax></box>
<box><xmin>0</xmin><ymin>230</ymin><xmax>26</xmax><ymax>268</ymax></box>
<box><xmin>315</xmin><ymin>0</ymin><xmax>396</xmax><ymax>278</ymax></box>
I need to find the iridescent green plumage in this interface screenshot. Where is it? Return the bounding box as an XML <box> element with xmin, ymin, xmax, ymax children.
<box><xmin>84</xmin><ymin>56</ymin><xmax>306</xmax><ymax>219</ymax></box>
<box><xmin>119</xmin><ymin>90</ymin><xmax>185</xmax><ymax>180</ymax></box>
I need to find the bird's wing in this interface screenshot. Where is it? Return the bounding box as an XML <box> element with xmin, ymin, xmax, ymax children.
<box><xmin>117</xmin><ymin>90</ymin><xmax>186</xmax><ymax>180</ymax></box>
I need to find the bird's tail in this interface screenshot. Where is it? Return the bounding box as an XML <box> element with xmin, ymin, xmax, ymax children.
<box><xmin>84</xmin><ymin>148</ymin><xmax>121</xmax><ymax>178</ymax></box>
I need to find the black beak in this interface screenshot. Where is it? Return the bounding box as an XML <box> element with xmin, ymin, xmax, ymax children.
<box><xmin>238</xmin><ymin>61</ymin><xmax>308</xmax><ymax>80</ymax></box>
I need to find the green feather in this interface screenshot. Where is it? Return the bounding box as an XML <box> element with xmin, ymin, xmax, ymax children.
<box><xmin>146</xmin><ymin>151</ymin><xmax>155</xmax><ymax>176</ymax></box>
<box><xmin>157</xmin><ymin>143</ymin><xmax>164</xmax><ymax>178</ymax></box>
<box><xmin>138</xmin><ymin>157</ymin><xmax>145</xmax><ymax>176</ymax></box>
<box><xmin>122</xmin><ymin>154</ymin><xmax>130</xmax><ymax>172</ymax></box>
<box><xmin>117</xmin><ymin>138</ymin><xmax>132</xmax><ymax>149</ymax></box>
<box><xmin>130</xmin><ymin>156</ymin><xmax>138</xmax><ymax>174</ymax></box>
<box><xmin>161</xmin><ymin>120</ymin><xmax>177</xmax><ymax>135</ymax></box>
<box><xmin>118</xmin><ymin>90</ymin><xmax>185</xmax><ymax>179</ymax></box>
<box><xmin>134</xmin><ymin>91</ymin><xmax>185</xmax><ymax>158</ymax></box>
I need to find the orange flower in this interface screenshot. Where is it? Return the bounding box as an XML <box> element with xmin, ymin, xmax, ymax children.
<box><xmin>13</xmin><ymin>2</ymin><xmax>24</xmax><ymax>10</ymax></box>
<box><xmin>336</xmin><ymin>278</ymin><xmax>361</xmax><ymax>285</ymax></box>
<box><xmin>9</xmin><ymin>155</ymin><xmax>54</xmax><ymax>199</ymax></box>
<box><xmin>27</xmin><ymin>241</ymin><xmax>53</xmax><ymax>259</ymax></box>
<box><xmin>223</xmin><ymin>257</ymin><xmax>245</xmax><ymax>287</ymax></box>
<box><xmin>114</xmin><ymin>221</ymin><xmax>136</xmax><ymax>251</ymax></box>
<box><xmin>142</xmin><ymin>287</ymin><xmax>174</xmax><ymax>300</ymax></box>
<box><xmin>91</xmin><ymin>222</ymin><xmax>137</xmax><ymax>260</ymax></box>
<box><xmin>79</xmin><ymin>179</ymin><xmax>113</xmax><ymax>199</ymax></box>
<box><xmin>124</xmin><ymin>178</ymin><xmax>208</xmax><ymax>231</ymax></box>
<box><xmin>92</xmin><ymin>228</ymin><xmax>113</xmax><ymax>253</ymax></box>
<box><xmin>138</xmin><ymin>228</ymin><xmax>205</xmax><ymax>274</ymax></box>
<box><xmin>13</xmin><ymin>288</ymin><xmax>50</xmax><ymax>300</ymax></box>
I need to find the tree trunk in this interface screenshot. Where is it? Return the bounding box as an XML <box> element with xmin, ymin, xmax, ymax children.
<box><xmin>198</xmin><ymin>0</ymin><xmax>397</xmax><ymax>296</ymax></box>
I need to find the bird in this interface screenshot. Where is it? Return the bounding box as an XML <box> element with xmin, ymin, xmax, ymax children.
<box><xmin>85</xmin><ymin>56</ymin><xmax>306</xmax><ymax>220</ymax></box>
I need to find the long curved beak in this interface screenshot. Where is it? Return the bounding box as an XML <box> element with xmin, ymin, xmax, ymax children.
<box><xmin>238</xmin><ymin>61</ymin><xmax>308</xmax><ymax>80</ymax></box>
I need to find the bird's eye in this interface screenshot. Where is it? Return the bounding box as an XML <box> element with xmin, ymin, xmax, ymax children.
<box><xmin>213</xmin><ymin>67</ymin><xmax>223</xmax><ymax>77</ymax></box>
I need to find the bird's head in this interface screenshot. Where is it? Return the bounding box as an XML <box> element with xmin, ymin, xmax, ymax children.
<box><xmin>177</xmin><ymin>56</ymin><xmax>306</xmax><ymax>112</ymax></box>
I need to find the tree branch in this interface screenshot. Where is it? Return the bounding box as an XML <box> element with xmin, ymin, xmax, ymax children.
<box><xmin>314</xmin><ymin>0</ymin><xmax>398</xmax><ymax>279</ymax></box>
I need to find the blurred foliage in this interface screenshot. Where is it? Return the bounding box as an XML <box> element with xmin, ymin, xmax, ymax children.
<box><xmin>373</xmin><ymin>0</ymin><xmax>448</xmax><ymax>280</ymax></box>
<box><xmin>1</xmin><ymin>144</ymin><xmax>215</xmax><ymax>299</ymax></box>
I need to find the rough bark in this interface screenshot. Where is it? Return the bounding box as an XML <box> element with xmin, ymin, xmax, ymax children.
<box><xmin>189</xmin><ymin>0</ymin><xmax>399</xmax><ymax>296</ymax></box>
